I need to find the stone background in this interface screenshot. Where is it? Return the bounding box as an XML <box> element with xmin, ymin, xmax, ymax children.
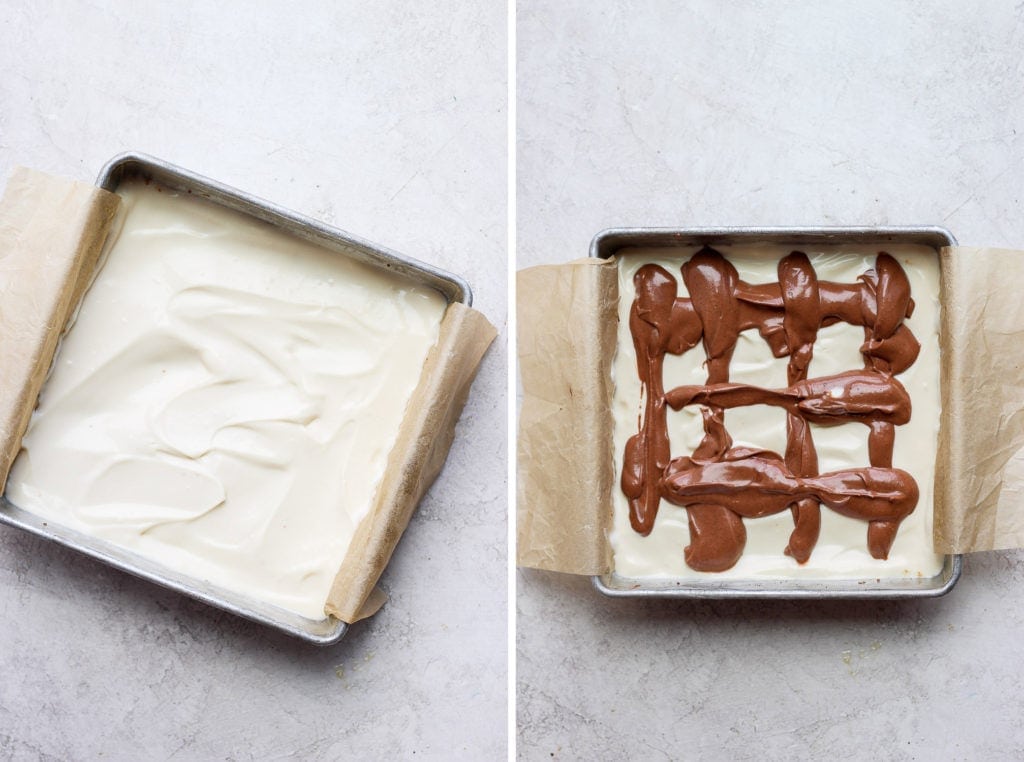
<box><xmin>517</xmin><ymin>1</ymin><xmax>1024</xmax><ymax>759</ymax></box>
<box><xmin>0</xmin><ymin>2</ymin><xmax>507</xmax><ymax>759</ymax></box>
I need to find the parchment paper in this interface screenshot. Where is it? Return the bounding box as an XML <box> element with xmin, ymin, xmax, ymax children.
<box><xmin>516</xmin><ymin>258</ymin><xmax>617</xmax><ymax>574</ymax></box>
<box><xmin>935</xmin><ymin>246</ymin><xmax>1024</xmax><ymax>553</ymax></box>
<box><xmin>326</xmin><ymin>302</ymin><xmax>496</xmax><ymax>622</ymax></box>
<box><xmin>0</xmin><ymin>168</ymin><xmax>120</xmax><ymax>487</ymax></box>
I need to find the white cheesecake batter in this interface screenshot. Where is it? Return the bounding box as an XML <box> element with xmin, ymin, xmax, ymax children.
<box><xmin>610</xmin><ymin>244</ymin><xmax>944</xmax><ymax>581</ymax></box>
<box><xmin>6</xmin><ymin>181</ymin><xmax>447</xmax><ymax>619</ymax></box>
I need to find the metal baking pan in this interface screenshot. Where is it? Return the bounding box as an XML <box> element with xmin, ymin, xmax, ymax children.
<box><xmin>592</xmin><ymin>226</ymin><xmax>962</xmax><ymax>599</ymax></box>
<box><xmin>0</xmin><ymin>152</ymin><xmax>473</xmax><ymax>643</ymax></box>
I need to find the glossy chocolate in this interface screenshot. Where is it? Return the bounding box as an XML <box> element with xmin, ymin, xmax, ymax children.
<box><xmin>620</xmin><ymin>246</ymin><xmax>921</xmax><ymax>570</ymax></box>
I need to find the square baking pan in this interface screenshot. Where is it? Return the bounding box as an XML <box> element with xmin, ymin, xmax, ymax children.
<box><xmin>0</xmin><ymin>152</ymin><xmax>473</xmax><ymax>643</ymax></box>
<box><xmin>592</xmin><ymin>226</ymin><xmax>962</xmax><ymax>600</ymax></box>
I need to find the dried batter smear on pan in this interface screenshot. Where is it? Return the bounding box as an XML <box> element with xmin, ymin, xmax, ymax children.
<box><xmin>610</xmin><ymin>244</ymin><xmax>944</xmax><ymax>581</ymax></box>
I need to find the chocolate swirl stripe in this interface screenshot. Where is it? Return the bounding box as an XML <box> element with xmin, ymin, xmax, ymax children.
<box><xmin>665</xmin><ymin>371</ymin><xmax>912</xmax><ymax>427</ymax></box>
<box><xmin>621</xmin><ymin>265</ymin><xmax>701</xmax><ymax>535</ymax></box>
<box><xmin>778</xmin><ymin>252</ymin><xmax>822</xmax><ymax>562</ymax></box>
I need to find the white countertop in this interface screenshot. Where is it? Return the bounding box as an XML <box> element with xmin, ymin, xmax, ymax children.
<box><xmin>8</xmin><ymin>0</ymin><xmax>1024</xmax><ymax>758</ymax></box>
<box><xmin>517</xmin><ymin>0</ymin><xmax>1024</xmax><ymax>758</ymax></box>
<box><xmin>0</xmin><ymin>2</ymin><xmax>506</xmax><ymax>759</ymax></box>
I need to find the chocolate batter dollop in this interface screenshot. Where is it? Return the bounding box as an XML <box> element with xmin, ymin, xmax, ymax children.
<box><xmin>620</xmin><ymin>246</ymin><xmax>921</xmax><ymax>570</ymax></box>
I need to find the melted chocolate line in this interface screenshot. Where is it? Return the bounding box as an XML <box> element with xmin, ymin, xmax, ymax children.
<box><xmin>660</xmin><ymin>452</ymin><xmax>918</xmax><ymax>559</ymax></box>
<box><xmin>779</xmin><ymin>251</ymin><xmax>821</xmax><ymax>385</ymax></box>
<box><xmin>660</xmin><ymin>453</ymin><xmax>917</xmax><ymax>519</ymax></box>
<box><xmin>685</xmin><ymin>505</ymin><xmax>747</xmax><ymax>572</ymax></box>
<box><xmin>868</xmin><ymin>420</ymin><xmax>896</xmax><ymax>468</ymax></box>
<box><xmin>784</xmin><ymin>413</ymin><xmax>821</xmax><ymax>564</ymax></box>
<box><xmin>778</xmin><ymin>252</ymin><xmax>822</xmax><ymax>562</ymax></box>
<box><xmin>623</xmin><ymin>265</ymin><xmax>703</xmax><ymax>535</ymax></box>
<box><xmin>683</xmin><ymin>409</ymin><xmax>743</xmax><ymax>570</ymax></box>
<box><xmin>665</xmin><ymin>371</ymin><xmax>912</xmax><ymax>427</ymax></box>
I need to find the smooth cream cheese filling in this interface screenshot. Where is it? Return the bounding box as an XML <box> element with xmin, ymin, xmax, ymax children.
<box><xmin>610</xmin><ymin>244</ymin><xmax>944</xmax><ymax>581</ymax></box>
<box><xmin>6</xmin><ymin>181</ymin><xmax>447</xmax><ymax>619</ymax></box>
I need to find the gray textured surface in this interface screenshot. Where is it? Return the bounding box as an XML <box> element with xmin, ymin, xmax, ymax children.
<box><xmin>518</xmin><ymin>1</ymin><xmax>1024</xmax><ymax>759</ymax></box>
<box><xmin>0</xmin><ymin>2</ymin><xmax>506</xmax><ymax>759</ymax></box>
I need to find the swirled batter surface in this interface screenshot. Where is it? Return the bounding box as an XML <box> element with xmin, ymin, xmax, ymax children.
<box><xmin>7</xmin><ymin>182</ymin><xmax>446</xmax><ymax>619</ymax></box>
